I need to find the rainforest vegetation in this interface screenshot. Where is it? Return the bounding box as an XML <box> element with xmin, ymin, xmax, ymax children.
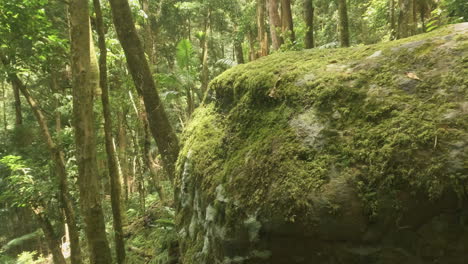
<box><xmin>0</xmin><ymin>0</ymin><xmax>466</xmax><ymax>263</ymax></box>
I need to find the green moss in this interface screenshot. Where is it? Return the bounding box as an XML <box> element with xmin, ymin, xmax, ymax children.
<box><xmin>178</xmin><ymin>24</ymin><xmax>467</xmax><ymax>226</ymax></box>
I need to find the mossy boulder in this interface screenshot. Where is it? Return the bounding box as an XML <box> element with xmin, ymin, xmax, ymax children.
<box><xmin>175</xmin><ymin>23</ymin><xmax>468</xmax><ymax>264</ymax></box>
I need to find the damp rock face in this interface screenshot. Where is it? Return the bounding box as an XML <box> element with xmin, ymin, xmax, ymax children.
<box><xmin>175</xmin><ymin>24</ymin><xmax>468</xmax><ymax>264</ymax></box>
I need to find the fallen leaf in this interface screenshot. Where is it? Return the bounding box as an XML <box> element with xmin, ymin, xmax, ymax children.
<box><xmin>405</xmin><ymin>72</ymin><xmax>421</xmax><ymax>81</ymax></box>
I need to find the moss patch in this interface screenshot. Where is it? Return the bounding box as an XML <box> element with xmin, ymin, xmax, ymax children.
<box><xmin>175</xmin><ymin>24</ymin><xmax>468</xmax><ymax>263</ymax></box>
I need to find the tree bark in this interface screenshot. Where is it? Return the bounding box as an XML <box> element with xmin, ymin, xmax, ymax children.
<box><xmin>280</xmin><ymin>0</ymin><xmax>295</xmax><ymax>43</ymax></box>
<box><xmin>397</xmin><ymin>0</ymin><xmax>410</xmax><ymax>39</ymax></box>
<box><xmin>412</xmin><ymin>0</ymin><xmax>418</xmax><ymax>34</ymax></box>
<box><xmin>390</xmin><ymin>0</ymin><xmax>396</xmax><ymax>40</ymax></box>
<box><xmin>257</xmin><ymin>0</ymin><xmax>269</xmax><ymax>57</ymax></box>
<box><xmin>200</xmin><ymin>12</ymin><xmax>211</xmax><ymax>96</ymax></box>
<box><xmin>419</xmin><ymin>3</ymin><xmax>426</xmax><ymax>32</ymax></box>
<box><xmin>234</xmin><ymin>38</ymin><xmax>244</xmax><ymax>64</ymax></box>
<box><xmin>12</xmin><ymin>81</ymin><xmax>22</xmax><ymax>126</ymax></box>
<box><xmin>338</xmin><ymin>0</ymin><xmax>350</xmax><ymax>47</ymax></box>
<box><xmin>0</xmin><ymin>54</ymin><xmax>83</xmax><ymax>264</ymax></box>
<box><xmin>108</xmin><ymin>0</ymin><xmax>180</xmax><ymax>182</ymax></box>
<box><xmin>248</xmin><ymin>31</ymin><xmax>258</xmax><ymax>61</ymax></box>
<box><xmin>33</xmin><ymin>208</ymin><xmax>67</xmax><ymax>264</ymax></box>
<box><xmin>268</xmin><ymin>0</ymin><xmax>283</xmax><ymax>50</ymax></box>
<box><xmin>2</xmin><ymin>81</ymin><xmax>6</xmax><ymax>132</ymax></box>
<box><xmin>92</xmin><ymin>0</ymin><xmax>126</xmax><ymax>263</ymax></box>
<box><xmin>117</xmin><ymin>110</ymin><xmax>129</xmax><ymax>200</ymax></box>
<box><xmin>304</xmin><ymin>0</ymin><xmax>314</xmax><ymax>49</ymax></box>
<box><xmin>69</xmin><ymin>0</ymin><xmax>113</xmax><ymax>263</ymax></box>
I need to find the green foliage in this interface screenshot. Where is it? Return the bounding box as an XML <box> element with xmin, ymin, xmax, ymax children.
<box><xmin>176</xmin><ymin>39</ymin><xmax>195</xmax><ymax>70</ymax></box>
<box><xmin>0</xmin><ymin>155</ymin><xmax>54</xmax><ymax>208</ymax></box>
<box><xmin>16</xmin><ymin>251</ymin><xmax>47</xmax><ymax>264</ymax></box>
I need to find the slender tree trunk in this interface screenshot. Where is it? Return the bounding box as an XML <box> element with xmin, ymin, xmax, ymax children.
<box><xmin>257</xmin><ymin>0</ymin><xmax>269</xmax><ymax>57</ymax></box>
<box><xmin>280</xmin><ymin>0</ymin><xmax>295</xmax><ymax>42</ymax></box>
<box><xmin>412</xmin><ymin>0</ymin><xmax>418</xmax><ymax>34</ymax></box>
<box><xmin>200</xmin><ymin>12</ymin><xmax>211</xmax><ymax>96</ymax></box>
<box><xmin>139</xmin><ymin>0</ymin><xmax>156</xmax><ymax>65</ymax></box>
<box><xmin>248</xmin><ymin>31</ymin><xmax>258</xmax><ymax>61</ymax></box>
<box><xmin>12</xmin><ymin>79</ymin><xmax>22</xmax><ymax>126</ymax></box>
<box><xmin>108</xmin><ymin>0</ymin><xmax>180</xmax><ymax>182</ymax></box>
<box><xmin>92</xmin><ymin>0</ymin><xmax>126</xmax><ymax>263</ymax></box>
<box><xmin>420</xmin><ymin>3</ymin><xmax>426</xmax><ymax>32</ymax></box>
<box><xmin>234</xmin><ymin>38</ymin><xmax>244</xmax><ymax>64</ymax></box>
<box><xmin>338</xmin><ymin>0</ymin><xmax>350</xmax><ymax>47</ymax></box>
<box><xmin>268</xmin><ymin>0</ymin><xmax>283</xmax><ymax>50</ymax></box>
<box><xmin>304</xmin><ymin>0</ymin><xmax>314</xmax><ymax>49</ymax></box>
<box><xmin>118</xmin><ymin>110</ymin><xmax>129</xmax><ymax>201</ymax></box>
<box><xmin>51</xmin><ymin>74</ymin><xmax>62</xmax><ymax>134</ymax></box>
<box><xmin>0</xmin><ymin>54</ymin><xmax>83</xmax><ymax>264</ymax></box>
<box><xmin>33</xmin><ymin>208</ymin><xmax>67</xmax><ymax>264</ymax></box>
<box><xmin>390</xmin><ymin>0</ymin><xmax>396</xmax><ymax>40</ymax></box>
<box><xmin>2</xmin><ymin>81</ymin><xmax>6</xmax><ymax>132</ymax></box>
<box><xmin>69</xmin><ymin>0</ymin><xmax>113</xmax><ymax>263</ymax></box>
<box><xmin>397</xmin><ymin>0</ymin><xmax>410</xmax><ymax>39</ymax></box>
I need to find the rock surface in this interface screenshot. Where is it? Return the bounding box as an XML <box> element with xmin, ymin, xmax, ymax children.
<box><xmin>175</xmin><ymin>24</ymin><xmax>468</xmax><ymax>264</ymax></box>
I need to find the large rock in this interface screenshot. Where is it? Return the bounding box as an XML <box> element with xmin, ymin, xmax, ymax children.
<box><xmin>175</xmin><ymin>24</ymin><xmax>468</xmax><ymax>264</ymax></box>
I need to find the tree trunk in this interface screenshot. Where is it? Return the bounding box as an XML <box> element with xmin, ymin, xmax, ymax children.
<box><xmin>92</xmin><ymin>0</ymin><xmax>126</xmax><ymax>263</ymax></box>
<box><xmin>338</xmin><ymin>0</ymin><xmax>350</xmax><ymax>47</ymax></box>
<box><xmin>257</xmin><ymin>0</ymin><xmax>269</xmax><ymax>57</ymax></box>
<box><xmin>2</xmin><ymin>81</ymin><xmax>6</xmax><ymax>132</ymax></box>
<box><xmin>139</xmin><ymin>0</ymin><xmax>156</xmax><ymax>66</ymax></box>
<box><xmin>397</xmin><ymin>0</ymin><xmax>410</xmax><ymax>39</ymax></box>
<box><xmin>69</xmin><ymin>0</ymin><xmax>113</xmax><ymax>263</ymax></box>
<box><xmin>420</xmin><ymin>3</ymin><xmax>426</xmax><ymax>33</ymax></box>
<box><xmin>117</xmin><ymin>110</ymin><xmax>129</xmax><ymax>201</ymax></box>
<box><xmin>412</xmin><ymin>0</ymin><xmax>418</xmax><ymax>34</ymax></box>
<box><xmin>0</xmin><ymin>54</ymin><xmax>83</xmax><ymax>264</ymax></box>
<box><xmin>268</xmin><ymin>0</ymin><xmax>283</xmax><ymax>50</ymax></box>
<box><xmin>280</xmin><ymin>0</ymin><xmax>295</xmax><ymax>43</ymax></box>
<box><xmin>234</xmin><ymin>38</ymin><xmax>244</xmax><ymax>64</ymax></box>
<box><xmin>390</xmin><ymin>0</ymin><xmax>396</xmax><ymax>40</ymax></box>
<box><xmin>51</xmin><ymin>74</ymin><xmax>62</xmax><ymax>134</ymax></box>
<box><xmin>200</xmin><ymin>12</ymin><xmax>211</xmax><ymax>96</ymax></box>
<box><xmin>248</xmin><ymin>31</ymin><xmax>258</xmax><ymax>61</ymax></box>
<box><xmin>12</xmin><ymin>78</ymin><xmax>22</xmax><ymax>126</ymax></box>
<box><xmin>304</xmin><ymin>0</ymin><xmax>314</xmax><ymax>49</ymax></box>
<box><xmin>108</xmin><ymin>0</ymin><xmax>180</xmax><ymax>182</ymax></box>
<box><xmin>33</xmin><ymin>208</ymin><xmax>67</xmax><ymax>264</ymax></box>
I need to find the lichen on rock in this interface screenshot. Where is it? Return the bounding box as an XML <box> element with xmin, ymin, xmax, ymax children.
<box><xmin>175</xmin><ymin>24</ymin><xmax>468</xmax><ymax>264</ymax></box>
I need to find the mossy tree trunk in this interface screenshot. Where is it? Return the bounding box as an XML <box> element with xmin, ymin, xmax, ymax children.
<box><xmin>304</xmin><ymin>0</ymin><xmax>314</xmax><ymax>49</ymax></box>
<box><xmin>69</xmin><ymin>0</ymin><xmax>113</xmax><ymax>263</ymax></box>
<box><xmin>108</xmin><ymin>0</ymin><xmax>180</xmax><ymax>182</ymax></box>
<box><xmin>92</xmin><ymin>0</ymin><xmax>126</xmax><ymax>263</ymax></box>
<box><xmin>268</xmin><ymin>0</ymin><xmax>283</xmax><ymax>50</ymax></box>
<box><xmin>280</xmin><ymin>0</ymin><xmax>295</xmax><ymax>42</ymax></box>
<box><xmin>0</xmin><ymin>54</ymin><xmax>83</xmax><ymax>264</ymax></box>
<box><xmin>338</xmin><ymin>0</ymin><xmax>350</xmax><ymax>47</ymax></box>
